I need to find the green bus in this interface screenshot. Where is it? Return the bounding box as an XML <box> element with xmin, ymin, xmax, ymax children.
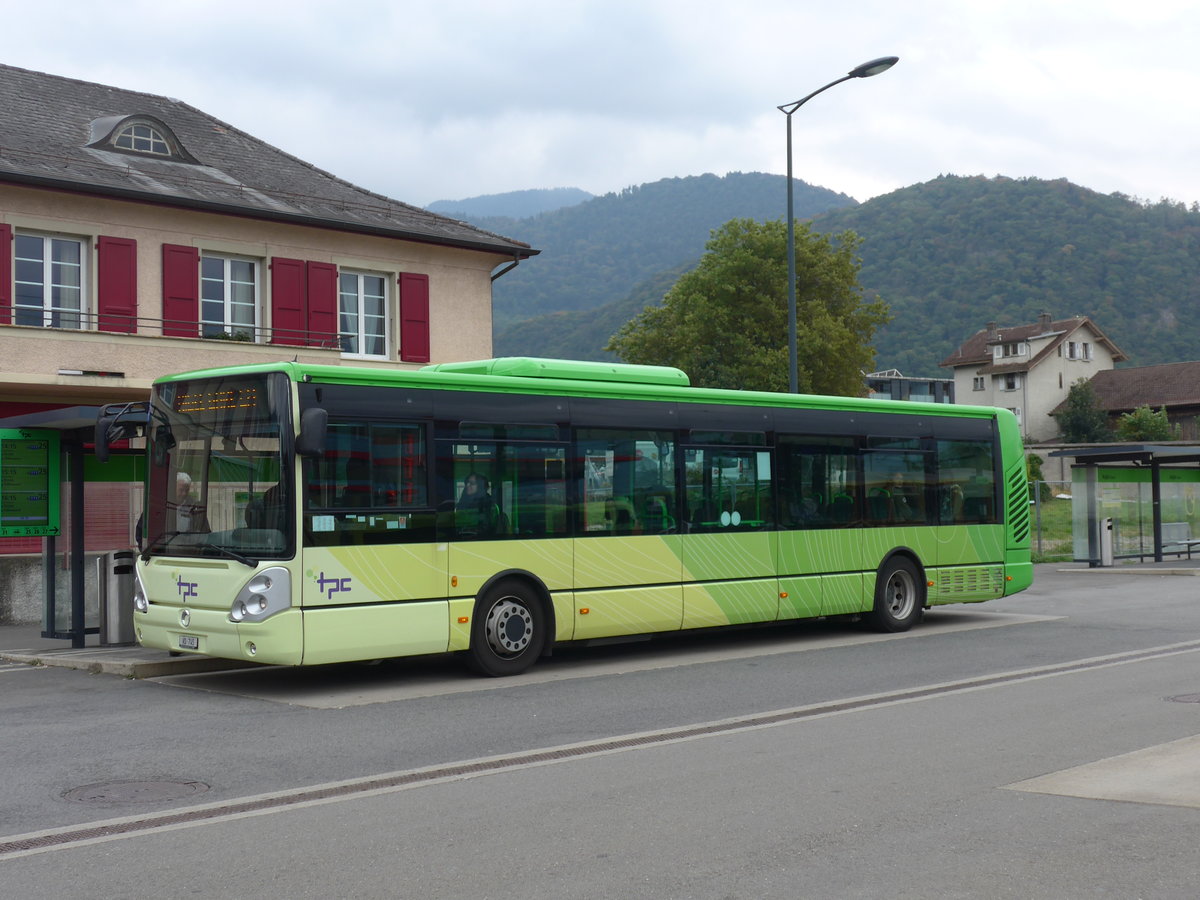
<box><xmin>124</xmin><ymin>358</ymin><xmax>1032</xmax><ymax>675</ymax></box>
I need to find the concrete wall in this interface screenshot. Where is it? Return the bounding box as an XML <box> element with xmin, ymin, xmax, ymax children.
<box><xmin>0</xmin><ymin>552</ymin><xmax>102</xmax><ymax>627</ymax></box>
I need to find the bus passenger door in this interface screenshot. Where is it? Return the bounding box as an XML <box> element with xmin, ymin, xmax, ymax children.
<box><xmin>680</xmin><ymin>446</ymin><xmax>779</xmax><ymax>628</ymax></box>
<box><xmin>573</xmin><ymin>429</ymin><xmax>683</xmax><ymax>640</ymax></box>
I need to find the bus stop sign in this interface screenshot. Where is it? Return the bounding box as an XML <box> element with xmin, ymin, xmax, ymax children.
<box><xmin>0</xmin><ymin>428</ymin><xmax>61</xmax><ymax>537</ymax></box>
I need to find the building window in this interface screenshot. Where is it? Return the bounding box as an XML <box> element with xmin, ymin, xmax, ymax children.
<box><xmin>114</xmin><ymin>123</ymin><xmax>170</xmax><ymax>156</ymax></box>
<box><xmin>201</xmin><ymin>254</ymin><xmax>259</xmax><ymax>340</ymax></box>
<box><xmin>13</xmin><ymin>232</ymin><xmax>86</xmax><ymax>329</ymax></box>
<box><xmin>340</xmin><ymin>271</ymin><xmax>388</xmax><ymax>358</ymax></box>
<box><xmin>1066</xmin><ymin>341</ymin><xmax>1092</xmax><ymax>360</ymax></box>
<box><xmin>972</xmin><ymin>376</ymin><xmax>985</xmax><ymax>391</ymax></box>
<box><xmin>1000</xmin><ymin>341</ymin><xmax>1026</xmax><ymax>358</ymax></box>
<box><xmin>1008</xmin><ymin>407</ymin><xmax>1023</xmax><ymax>426</ymax></box>
<box><xmin>1002</xmin><ymin>373</ymin><xmax>1021</xmax><ymax>392</ymax></box>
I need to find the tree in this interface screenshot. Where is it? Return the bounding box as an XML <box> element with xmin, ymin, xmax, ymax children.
<box><xmin>1115</xmin><ymin>405</ymin><xmax>1180</xmax><ymax>441</ymax></box>
<box><xmin>1056</xmin><ymin>378</ymin><xmax>1113</xmax><ymax>443</ymax></box>
<box><xmin>606</xmin><ymin>218</ymin><xmax>889</xmax><ymax>394</ymax></box>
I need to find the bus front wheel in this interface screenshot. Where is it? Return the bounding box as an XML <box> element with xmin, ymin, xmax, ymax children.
<box><xmin>867</xmin><ymin>557</ymin><xmax>924</xmax><ymax>632</ymax></box>
<box><xmin>467</xmin><ymin>579</ymin><xmax>546</xmax><ymax>677</ymax></box>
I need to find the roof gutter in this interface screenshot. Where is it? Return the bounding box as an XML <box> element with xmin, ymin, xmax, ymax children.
<box><xmin>491</xmin><ymin>255</ymin><xmax>522</xmax><ymax>281</ymax></box>
<box><xmin>0</xmin><ymin>172</ymin><xmax>540</xmax><ymax>259</ymax></box>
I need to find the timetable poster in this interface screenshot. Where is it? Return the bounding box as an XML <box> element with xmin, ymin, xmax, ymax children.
<box><xmin>0</xmin><ymin>429</ymin><xmax>61</xmax><ymax>537</ymax></box>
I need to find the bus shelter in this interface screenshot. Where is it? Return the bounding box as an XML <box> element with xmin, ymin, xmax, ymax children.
<box><xmin>1050</xmin><ymin>445</ymin><xmax>1200</xmax><ymax>566</ymax></box>
<box><xmin>0</xmin><ymin>404</ymin><xmax>145</xmax><ymax>646</ymax></box>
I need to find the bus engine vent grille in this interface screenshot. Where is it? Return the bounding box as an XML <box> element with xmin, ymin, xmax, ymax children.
<box><xmin>941</xmin><ymin>566</ymin><xmax>1005</xmax><ymax>595</ymax></box>
<box><xmin>1006</xmin><ymin>466</ymin><xmax>1031</xmax><ymax>545</ymax></box>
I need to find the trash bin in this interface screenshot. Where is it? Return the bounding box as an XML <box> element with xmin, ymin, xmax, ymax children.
<box><xmin>1099</xmin><ymin>517</ymin><xmax>1114</xmax><ymax>567</ymax></box>
<box><xmin>99</xmin><ymin>550</ymin><xmax>137</xmax><ymax>646</ymax></box>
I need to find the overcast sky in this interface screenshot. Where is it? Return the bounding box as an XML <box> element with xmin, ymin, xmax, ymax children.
<box><xmin>7</xmin><ymin>0</ymin><xmax>1198</xmax><ymax>208</ymax></box>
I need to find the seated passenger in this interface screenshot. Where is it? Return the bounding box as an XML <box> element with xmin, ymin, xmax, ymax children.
<box><xmin>456</xmin><ymin>473</ymin><xmax>500</xmax><ymax>536</ymax></box>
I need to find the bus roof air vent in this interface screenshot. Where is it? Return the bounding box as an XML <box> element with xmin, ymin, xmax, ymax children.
<box><xmin>421</xmin><ymin>357</ymin><xmax>691</xmax><ymax>388</ymax></box>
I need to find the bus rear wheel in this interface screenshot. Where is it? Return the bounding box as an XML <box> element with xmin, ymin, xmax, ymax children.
<box><xmin>867</xmin><ymin>557</ymin><xmax>924</xmax><ymax>632</ymax></box>
<box><xmin>467</xmin><ymin>579</ymin><xmax>546</xmax><ymax>676</ymax></box>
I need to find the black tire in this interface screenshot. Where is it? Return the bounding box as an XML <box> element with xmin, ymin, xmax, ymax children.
<box><xmin>466</xmin><ymin>579</ymin><xmax>547</xmax><ymax>676</ymax></box>
<box><xmin>867</xmin><ymin>557</ymin><xmax>925</xmax><ymax>632</ymax></box>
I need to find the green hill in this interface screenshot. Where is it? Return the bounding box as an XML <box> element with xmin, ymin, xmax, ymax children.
<box><xmin>426</xmin><ymin>187</ymin><xmax>593</xmax><ymax>219</ymax></box>
<box><xmin>483</xmin><ymin>172</ymin><xmax>856</xmax><ymax>330</ymax></box>
<box><xmin>809</xmin><ymin>175</ymin><xmax>1200</xmax><ymax>373</ymax></box>
<box><xmin>494</xmin><ymin>174</ymin><xmax>1200</xmax><ymax>373</ymax></box>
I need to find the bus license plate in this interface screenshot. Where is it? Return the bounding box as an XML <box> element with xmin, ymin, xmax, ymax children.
<box><xmin>178</xmin><ymin>635</ymin><xmax>200</xmax><ymax>651</ymax></box>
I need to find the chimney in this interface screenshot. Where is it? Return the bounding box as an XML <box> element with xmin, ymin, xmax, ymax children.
<box><xmin>986</xmin><ymin>321</ymin><xmax>999</xmax><ymax>343</ymax></box>
<box><xmin>1037</xmin><ymin>311</ymin><xmax>1052</xmax><ymax>329</ymax></box>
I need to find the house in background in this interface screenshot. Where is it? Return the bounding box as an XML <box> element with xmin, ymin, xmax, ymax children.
<box><xmin>939</xmin><ymin>313</ymin><xmax>1128</xmax><ymax>442</ymax></box>
<box><xmin>0</xmin><ymin>63</ymin><xmax>537</xmax><ymax>620</ymax></box>
<box><xmin>1050</xmin><ymin>361</ymin><xmax>1200</xmax><ymax>441</ymax></box>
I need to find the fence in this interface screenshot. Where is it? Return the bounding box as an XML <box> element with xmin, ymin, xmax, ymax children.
<box><xmin>1028</xmin><ymin>480</ymin><xmax>1074</xmax><ymax>560</ymax></box>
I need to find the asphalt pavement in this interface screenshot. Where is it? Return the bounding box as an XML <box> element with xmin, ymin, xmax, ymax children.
<box><xmin>2</xmin><ymin>556</ymin><xmax>1198</xmax><ymax>678</ymax></box>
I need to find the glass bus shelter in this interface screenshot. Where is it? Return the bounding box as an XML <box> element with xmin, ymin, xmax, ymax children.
<box><xmin>1050</xmin><ymin>445</ymin><xmax>1200</xmax><ymax>566</ymax></box>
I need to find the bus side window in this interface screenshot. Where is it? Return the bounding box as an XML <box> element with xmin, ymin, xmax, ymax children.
<box><xmin>937</xmin><ymin>439</ymin><xmax>996</xmax><ymax>525</ymax></box>
<box><xmin>778</xmin><ymin>436</ymin><xmax>858</xmax><ymax>529</ymax></box>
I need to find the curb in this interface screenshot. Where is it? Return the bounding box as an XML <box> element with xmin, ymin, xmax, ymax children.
<box><xmin>1056</xmin><ymin>568</ymin><xmax>1200</xmax><ymax>577</ymax></box>
<box><xmin>0</xmin><ymin>648</ymin><xmax>254</xmax><ymax>678</ymax></box>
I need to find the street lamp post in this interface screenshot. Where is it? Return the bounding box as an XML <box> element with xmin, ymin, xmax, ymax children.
<box><xmin>779</xmin><ymin>56</ymin><xmax>898</xmax><ymax>393</ymax></box>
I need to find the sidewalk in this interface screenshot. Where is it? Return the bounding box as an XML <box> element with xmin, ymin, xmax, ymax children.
<box><xmin>0</xmin><ymin>623</ymin><xmax>250</xmax><ymax>678</ymax></box>
<box><xmin>1054</xmin><ymin>557</ymin><xmax>1200</xmax><ymax>576</ymax></box>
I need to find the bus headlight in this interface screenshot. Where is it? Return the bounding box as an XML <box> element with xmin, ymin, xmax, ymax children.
<box><xmin>133</xmin><ymin>571</ymin><xmax>149</xmax><ymax>614</ymax></box>
<box><xmin>229</xmin><ymin>567</ymin><xmax>291</xmax><ymax>624</ymax></box>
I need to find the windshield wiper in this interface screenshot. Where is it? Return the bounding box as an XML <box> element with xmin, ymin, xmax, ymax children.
<box><xmin>201</xmin><ymin>542</ymin><xmax>257</xmax><ymax>568</ymax></box>
<box><xmin>141</xmin><ymin>530</ymin><xmax>179</xmax><ymax>562</ymax></box>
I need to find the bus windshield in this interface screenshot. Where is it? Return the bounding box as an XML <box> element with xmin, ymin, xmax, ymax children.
<box><xmin>142</xmin><ymin>372</ymin><xmax>293</xmax><ymax>562</ymax></box>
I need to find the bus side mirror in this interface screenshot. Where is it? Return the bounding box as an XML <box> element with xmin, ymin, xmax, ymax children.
<box><xmin>296</xmin><ymin>407</ymin><xmax>328</xmax><ymax>458</ymax></box>
<box><xmin>94</xmin><ymin>402</ymin><xmax>148</xmax><ymax>463</ymax></box>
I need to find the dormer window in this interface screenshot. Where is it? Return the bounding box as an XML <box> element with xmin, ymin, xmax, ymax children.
<box><xmin>87</xmin><ymin>114</ymin><xmax>198</xmax><ymax>163</ymax></box>
<box><xmin>114</xmin><ymin>123</ymin><xmax>170</xmax><ymax>156</ymax></box>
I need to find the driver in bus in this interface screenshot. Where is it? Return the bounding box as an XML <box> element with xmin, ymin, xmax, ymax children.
<box><xmin>173</xmin><ymin>472</ymin><xmax>209</xmax><ymax>533</ymax></box>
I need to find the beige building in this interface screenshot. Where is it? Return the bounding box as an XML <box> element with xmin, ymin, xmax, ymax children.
<box><xmin>0</xmin><ymin>64</ymin><xmax>536</xmax><ymax>619</ymax></box>
<box><xmin>939</xmin><ymin>314</ymin><xmax>1127</xmax><ymax>442</ymax></box>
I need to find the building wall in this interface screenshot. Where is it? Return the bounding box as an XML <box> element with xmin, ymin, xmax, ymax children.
<box><xmin>1</xmin><ymin>183</ymin><xmax>521</xmax><ymax>621</ymax></box>
<box><xmin>951</xmin><ymin>324</ymin><xmax>1119</xmax><ymax>443</ymax></box>
<box><xmin>1</xmin><ymin>182</ymin><xmax>507</xmax><ymax>393</ymax></box>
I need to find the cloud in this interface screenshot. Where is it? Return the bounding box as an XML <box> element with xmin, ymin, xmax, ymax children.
<box><xmin>5</xmin><ymin>0</ymin><xmax>1200</xmax><ymax>206</ymax></box>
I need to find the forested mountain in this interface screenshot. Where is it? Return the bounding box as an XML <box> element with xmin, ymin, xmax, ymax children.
<box><xmin>478</xmin><ymin>172</ymin><xmax>856</xmax><ymax>330</ymax></box>
<box><xmin>807</xmin><ymin>175</ymin><xmax>1200</xmax><ymax>374</ymax></box>
<box><xmin>493</xmin><ymin>174</ymin><xmax>1200</xmax><ymax>374</ymax></box>
<box><xmin>426</xmin><ymin>187</ymin><xmax>593</xmax><ymax>219</ymax></box>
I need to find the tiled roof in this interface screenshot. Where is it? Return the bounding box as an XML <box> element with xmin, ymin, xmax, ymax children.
<box><xmin>939</xmin><ymin>316</ymin><xmax>1127</xmax><ymax>369</ymax></box>
<box><xmin>0</xmin><ymin>64</ymin><xmax>535</xmax><ymax>258</ymax></box>
<box><xmin>1051</xmin><ymin>361</ymin><xmax>1200</xmax><ymax>415</ymax></box>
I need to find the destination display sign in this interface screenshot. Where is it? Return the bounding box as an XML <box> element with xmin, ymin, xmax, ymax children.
<box><xmin>0</xmin><ymin>429</ymin><xmax>60</xmax><ymax>537</ymax></box>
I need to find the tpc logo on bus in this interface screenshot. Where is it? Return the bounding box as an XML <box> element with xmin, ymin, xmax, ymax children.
<box><xmin>316</xmin><ymin>571</ymin><xmax>352</xmax><ymax>600</ymax></box>
<box><xmin>176</xmin><ymin>576</ymin><xmax>198</xmax><ymax>600</ymax></box>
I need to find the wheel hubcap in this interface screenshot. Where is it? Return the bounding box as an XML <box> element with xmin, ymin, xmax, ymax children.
<box><xmin>886</xmin><ymin>571</ymin><xmax>915</xmax><ymax>619</ymax></box>
<box><xmin>484</xmin><ymin>597</ymin><xmax>533</xmax><ymax>657</ymax></box>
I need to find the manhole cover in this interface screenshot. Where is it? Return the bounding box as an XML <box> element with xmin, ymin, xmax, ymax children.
<box><xmin>63</xmin><ymin>780</ymin><xmax>210</xmax><ymax>803</ymax></box>
<box><xmin>1166</xmin><ymin>694</ymin><xmax>1200</xmax><ymax>704</ymax></box>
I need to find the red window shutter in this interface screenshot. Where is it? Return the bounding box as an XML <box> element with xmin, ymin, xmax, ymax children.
<box><xmin>161</xmin><ymin>244</ymin><xmax>199</xmax><ymax>337</ymax></box>
<box><xmin>306</xmin><ymin>262</ymin><xmax>338</xmax><ymax>348</ymax></box>
<box><xmin>399</xmin><ymin>273</ymin><xmax>430</xmax><ymax>363</ymax></box>
<box><xmin>97</xmin><ymin>236</ymin><xmax>138</xmax><ymax>333</ymax></box>
<box><xmin>270</xmin><ymin>257</ymin><xmax>307</xmax><ymax>346</ymax></box>
<box><xmin>0</xmin><ymin>224</ymin><xmax>12</xmax><ymax>326</ymax></box>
